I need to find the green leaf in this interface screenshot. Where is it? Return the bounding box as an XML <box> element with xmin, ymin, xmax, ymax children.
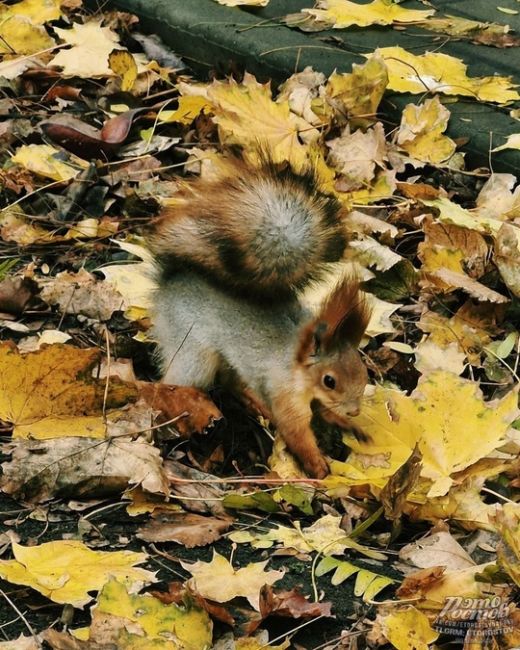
<box><xmin>274</xmin><ymin>484</ymin><xmax>314</xmax><ymax>515</ymax></box>
<box><xmin>222</xmin><ymin>491</ymin><xmax>279</xmax><ymax>513</ymax></box>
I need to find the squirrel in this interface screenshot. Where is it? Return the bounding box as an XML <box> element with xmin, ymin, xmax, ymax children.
<box><xmin>149</xmin><ymin>152</ymin><xmax>371</xmax><ymax>478</ymax></box>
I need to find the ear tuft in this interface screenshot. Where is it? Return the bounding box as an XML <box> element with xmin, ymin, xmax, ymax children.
<box><xmin>317</xmin><ymin>277</ymin><xmax>371</xmax><ymax>350</ymax></box>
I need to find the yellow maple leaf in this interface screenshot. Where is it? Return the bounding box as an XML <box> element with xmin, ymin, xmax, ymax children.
<box><xmin>370</xmin><ymin>47</ymin><xmax>520</xmax><ymax>104</ymax></box>
<box><xmin>214</xmin><ymin>0</ymin><xmax>269</xmax><ymax>5</ymax></box>
<box><xmin>12</xmin><ymin>144</ymin><xmax>88</xmax><ymax>181</ymax></box>
<box><xmin>419</xmin><ymin>305</ymin><xmax>492</xmax><ymax>365</ymax></box>
<box><xmin>332</xmin><ymin>371</ymin><xmax>519</xmax><ymax>497</ymax></box>
<box><xmin>88</xmin><ymin>579</ymin><xmax>212</xmax><ymax>649</ymax></box>
<box><xmin>207</xmin><ymin>73</ymin><xmax>317</xmax><ymax>169</ymax></box>
<box><xmin>304</xmin><ymin>0</ymin><xmax>434</xmax><ymax>28</ymax></box>
<box><xmin>0</xmin><ymin>0</ymin><xmax>62</xmax><ymax>25</ymax></box>
<box><xmin>181</xmin><ymin>551</ymin><xmax>284</xmax><ymax>611</ymax></box>
<box><xmin>380</xmin><ymin>606</ymin><xmax>439</xmax><ymax>649</ymax></box>
<box><xmin>493</xmin><ymin>503</ymin><xmax>520</xmax><ymax>587</ymax></box>
<box><xmin>0</xmin><ymin>541</ymin><xmax>155</xmax><ymax>607</ymax></box>
<box><xmin>0</xmin><ymin>343</ymin><xmax>136</xmax><ymax>439</ymax></box>
<box><xmin>326</xmin><ymin>55</ymin><xmax>388</xmax><ymax>128</ymax></box>
<box><xmin>397</xmin><ymin>97</ymin><xmax>456</xmax><ymax>164</ymax></box>
<box><xmin>0</xmin><ymin>14</ymin><xmax>55</xmax><ymax>55</ymax></box>
<box><xmin>158</xmin><ymin>95</ymin><xmax>212</xmax><ymax>125</ymax></box>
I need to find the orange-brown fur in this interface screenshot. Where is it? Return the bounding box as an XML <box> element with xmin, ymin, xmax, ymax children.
<box><xmin>149</xmin><ymin>154</ymin><xmax>347</xmax><ymax>302</ymax></box>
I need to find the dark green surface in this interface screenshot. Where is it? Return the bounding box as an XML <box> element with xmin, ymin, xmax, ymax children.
<box><xmin>92</xmin><ymin>0</ymin><xmax>520</xmax><ymax>172</ymax></box>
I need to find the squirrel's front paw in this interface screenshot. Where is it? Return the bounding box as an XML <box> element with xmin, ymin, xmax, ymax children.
<box><xmin>303</xmin><ymin>453</ymin><xmax>329</xmax><ymax>479</ymax></box>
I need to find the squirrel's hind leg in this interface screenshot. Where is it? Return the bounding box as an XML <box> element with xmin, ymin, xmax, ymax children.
<box><xmin>161</xmin><ymin>342</ymin><xmax>221</xmax><ymax>389</ymax></box>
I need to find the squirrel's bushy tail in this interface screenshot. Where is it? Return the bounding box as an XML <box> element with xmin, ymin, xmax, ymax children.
<box><xmin>149</xmin><ymin>153</ymin><xmax>347</xmax><ymax>301</ymax></box>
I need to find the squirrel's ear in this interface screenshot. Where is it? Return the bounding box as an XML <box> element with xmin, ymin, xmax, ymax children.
<box><xmin>296</xmin><ymin>321</ymin><xmax>325</xmax><ymax>362</ymax></box>
<box><xmin>317</xmin><ymin>277</ymin><xmax>371</xmax><ymax>350</ymax></box>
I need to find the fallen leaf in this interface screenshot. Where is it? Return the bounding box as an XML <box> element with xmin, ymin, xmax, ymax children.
<box><xmin>0</xmin><ymin>276</ymin><xmax>47</xmax><ymax>317</ymax></box>
<box><xmin>181</xmin><ymin>551</ymin><xmax>284</xmax><ymax>611</ymax></box>
<box><xmin>379</xmin><ymin>606</ymin><xmax>439</xmax><ymax>650</ymax></box>
<box><xmin>332</xmin><ymin>371</ymin><xmax>519</xmax><ymax>497</ymax></box>
<box><xmin>302</xmin><ymin>0</ymin><xmax>434</xmax><ymax>28</ymax></box>
<box><xmin>327</xmin><ymin>122</ymin><xmax>387</xmax><ymax>190</ymax></box>
<box><xmin>325</xmin><ymin>55</ymin><xmax>388</xmax><ymax>128</ymax></box>
<box><xmin>0</xmin><ymin>14</ymin><xmax>55</xmax><ymax>54</ymax></box>
<box><xmin>371</xmin><ymin>47</ymin><xmax>520</xmax><ymax>104</ymax></box>
<box><xmin>158</xmin><ymin>95</ymin><xmax>212</xmax><ymax>125</ymax></box>
<box><xmin>86</xmin><ymin>579</ymin><xmax>213</xmax><ymax>649</ymax></box>
<box><xmin>50</xmin><ymin>20</ymin><xmax>126</xmax><ymax>77</ymax></box>
<box><xmin>137</xmin><ymin>512</ymin><xmax>231</xmax><ymax>546</ymax></box>
<box><xmin>137</xmin><ymin>382</ymin><xmax>223</xmax><ymax>437</ymax></box>
<box><xmin>493</xmin><ymin>503</ymin><xmax>520</xmax><ymax>587</ymax></box>
<box><xmin>0</xmin><ymin>540</ymin><xmax>155</xmax><ymax>607</ymax></box>
<box><xmin>39</xmin><ymin>269</ymin><xmax>125</xmax><ymax>321</ymax></box>
<box><xmin>12</xmin><ymin>144</ymin><xmax>88</xmax><ymax>181</ymax></box>
<box><xmin>206</xmin><ymin>73</ymin><xmax>318</xmax><ymax>168</ymax></box>
<box><xmin>396</xmin><ymin>97</ymin><xmax>456</xmax><ymax>165</ymax></box>
<box><xmin>108</xmin><ymin>49</ymin><xmax>137</xmax><ymax>91</ymax></box>
<box><xmin>0</xmin><ymin>343</ymin><xmax>136</xmax><ymax>439</ymax></box>
<box><xmin>400</xmin><ymin>531</ymin><xmax>475</xmax><ymax>571</ymax></box>
<box><xmin>1</xmin><ymin>434</ymin><xmax>169</xmax><ymax>502</ymax></box>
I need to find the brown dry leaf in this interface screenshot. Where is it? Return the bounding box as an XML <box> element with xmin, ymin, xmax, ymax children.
<box><xmin>1</xmin><ymin>435</ymin><xmax>169</xmax><ymax>503</ymax></box>
<box><xmin>399</xmin><ymin>531</ymin><xmax>475</xmax><ymax>571</ymax></box>
<box><xmin>137</xmin><ymin>512</ymin><xmax>231</xmax><ymax>547</ymax></box>
<box><xmin>277</xmin><ymin>66</ymin><xmax>328</xmax><ymax>127</ymax></box>
<box><xmin>424</xmin><ymin>15</ymin><xmax>520</xmax><ymax>48</ymax></box>
<box><xmin>0</xmin><ymin>277</ymin><xmax>47</xmax><ymax>317</ymax></box>
<box><xmin>397</xmin><ymin>181</ymin><xmax>441</xmax><ymax>201</ymax></box>
<box><xmin>326</xmin><ymin>122</ymin><xmax>387</xmax><ymax>190</ymax></box>
<box><xmin>164</xmin><ymin>460</ymin><xmax>229</xmax><ymax>517</ymax></box>
<box><xmin>259</xmin><ymin>586</ymin><xmax>333</xmax><ymax>620</ymax></box>
<box><xmin>39</xmin><ymin>269</ymin><xmax>125</xmax><ymax>321</ymax></box>
<box><xmin>137</xmin><ymin>382</ymin><xmax>223</xmax><ymax>437</ymax></box>
<box><xmin>418</xmin><ymin>302</ymin><xmax>499</xmax><ymax>364</ymax></box>
<box><xmin>494</xmin><ymin>223</ymin><xmax>520</xmax><ymax>297</ymax></box>
<box><xmin>181</xmin><ymin>551</ymin><xmax>285</xmax><ymax>611</ymax></box>
<box><xmin>380</xmin><ymin>445</ymin><xmax>422</xmax><ymax>520</ymax></box>
<box><xmin>396</xmin><ymin>566</ymin><xmax>446</xmax><ymax>600</ymax></box>
<box><xmin>0</xmin><ymin>343</ymin><xmax>136</xmax><ymax>439</ymax></box>
<box><xmin>419</xmin><ymin>219</ymin><xmax>488</xmax><ymax>279</ymax></box>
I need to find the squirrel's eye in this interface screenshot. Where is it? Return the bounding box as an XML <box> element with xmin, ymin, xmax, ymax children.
<box><xmin>323</xmin><ymin>374</ymin><xmax>336</xmax><ymax>390</ymax></box>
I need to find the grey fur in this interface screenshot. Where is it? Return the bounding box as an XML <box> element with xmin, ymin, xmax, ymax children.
<box><xmin>153</xmin><ymin>273</ymin><xmax>307</xmax><ymax>404</ymax></box>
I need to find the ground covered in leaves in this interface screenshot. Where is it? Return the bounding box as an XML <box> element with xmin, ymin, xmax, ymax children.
<box><xmin>0</xmin><ymin>1</ymin><xmax>520</xmax><ymax>649</ymax></box>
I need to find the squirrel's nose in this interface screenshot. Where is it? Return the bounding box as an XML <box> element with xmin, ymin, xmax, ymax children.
<box><xmin>346</xmin><ymin>405</ymin><xmax>360</xmax><ymax>417</ymax></box>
